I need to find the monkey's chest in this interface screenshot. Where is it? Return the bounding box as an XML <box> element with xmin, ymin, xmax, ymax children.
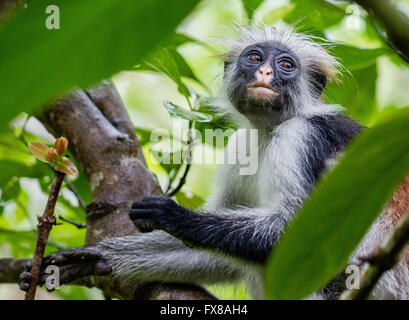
<box><xmin>225</xmin><ymin>119</ymin><xmax>307</xmax><ymax>209</ymax></box>
<box><xmin>229</xmin><ymin>142</ymin><xmax>294</xmax><ymax>209</ymax></box>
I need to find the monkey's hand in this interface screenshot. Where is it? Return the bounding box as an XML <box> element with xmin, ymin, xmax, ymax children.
<box><xmin>19</xmin><ymin>247</ymin><xmax>112</xmax><ymax>292</ymax></box>
<box><xmin>129</xmin><ymin>196</ymin><xmax>190</xmax><ymax>233</ymax></box>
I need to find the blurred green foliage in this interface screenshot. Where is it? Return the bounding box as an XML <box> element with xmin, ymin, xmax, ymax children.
<box><xmin>0</xmin><ymin>0</ymin><xmax>409</xmax><ymax>299</ymax></box>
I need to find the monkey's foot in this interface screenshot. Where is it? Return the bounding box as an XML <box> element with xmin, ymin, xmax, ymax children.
<box><xmin>19</xmin><ymin>247</ymin><xmax>112</xmax><ymax>292</ymax></box>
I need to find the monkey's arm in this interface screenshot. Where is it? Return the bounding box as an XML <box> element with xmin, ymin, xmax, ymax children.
<box><xmin>130</xmin><ymin>196</ymin><xmax>288</xmax><ymax>264</ymax></box>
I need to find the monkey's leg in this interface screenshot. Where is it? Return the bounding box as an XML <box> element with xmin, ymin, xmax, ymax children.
<box><xmin>97</xmin><ymin>231</ymin><xmax>244</xmax><ymax>286</ymax></box>
<box><xmin>20</xmin><ymin>231</ymin><xmax>243</xmax><ymax>291</ymax></box>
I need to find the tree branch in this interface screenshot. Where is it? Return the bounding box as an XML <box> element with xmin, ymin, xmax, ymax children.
<box><xmin>25</xmin><ymin>170</ymin><xmax>65</xmax><ymax>300</ymax></box>
<box><xmin>59</xmin><ymin>215</ymin><xmax>86</xmax><ymax>229</ymax></box>
<box><xmin>341</xmin><ymin>210</ymin><xmax>409</xmax><ymax>299</ymax></box>
<box><xmin>353</xmin><ymin>0</ymin><xmax>409</xmax><ymax>62</ymax></box>
<box><xmin>37</xmin><ymin>83</ymin><xmax>216</xmax><ymax>300</ymax></box>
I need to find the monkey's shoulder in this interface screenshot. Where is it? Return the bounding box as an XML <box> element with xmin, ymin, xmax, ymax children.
<box><xmin>306</xmin><ymin>112</ymin><xmax>363</xmax><ymax>152</ymax></box>
<box><xmin>300</xmin><ymin>112</ymin><xmax>364</xmax><ymax>187</ymax></box>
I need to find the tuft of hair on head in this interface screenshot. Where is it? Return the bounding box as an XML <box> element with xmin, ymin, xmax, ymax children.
<box><xmin>222</xmin><ymin>24</ymin><xmax>342</xmax><ymax>85</ymax></box>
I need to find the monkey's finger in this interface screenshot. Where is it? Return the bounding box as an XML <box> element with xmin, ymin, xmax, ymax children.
<box><xmin>19</xmin><ymin>281</ymin><xmax>30</xmax><ymax>292</ymax></box>
<box><xmin>95</xmin><ymin>261</ymin><xmax>112</xmax><ymax>276</ymax></box>
<box><xmin>38</xmin><ymin>273</ymin><xmax>50</xmax><ymax>285</ymax></box>
<box><xmin>131</xmin><ymin>218</ymin><xmax>156</xmax><ymax>233</ymax></box>
<box><xmin>19</xmin><ymin>273</ymin><xmax>48</xmax><ymax>292</ymax></box>
<box><xmin>20</xmin><ymin>271</ymin><xmax>32</xmax><ymax>281</ymax></box>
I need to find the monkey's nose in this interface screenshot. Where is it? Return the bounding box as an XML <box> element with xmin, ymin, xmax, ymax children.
<box><xmin>258</xmin><ymin>65</ymin><xmax>273</xmax><ymax>76</ymax></box>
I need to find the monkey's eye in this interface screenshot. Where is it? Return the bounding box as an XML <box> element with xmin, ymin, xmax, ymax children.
<box><xmin>247</xmin><ymin>53</ymin><xmax>263</xmax><ymax>63</ymax></box>
<box><xmin>278</xmin><ymin>59</ymin><xmax>295</xmax><ymax>71</ymax></box>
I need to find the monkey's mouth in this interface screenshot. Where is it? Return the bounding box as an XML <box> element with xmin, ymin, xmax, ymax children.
<box><xmin>247</xmin><ymin>82</ymin><xmax>278</xmax><ymax>103</ymax></box>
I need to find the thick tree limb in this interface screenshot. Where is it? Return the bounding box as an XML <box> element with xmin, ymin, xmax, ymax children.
<box><xmin>37</xmin><ymin>81</ymin><xmax>216</xmax><ymax>300</ymax></box>
<box><xmin>353</xmin><ymin>0</ymin><xmax>409</xmax><ymax>62</ymax></box>
<box><xmin>341</xmin><ymin>210</ymin><xmax>409</xmax><ymax>300</ymax></box>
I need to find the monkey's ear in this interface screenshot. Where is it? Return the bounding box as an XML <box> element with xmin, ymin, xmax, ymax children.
<box><xmin>224</xmin><ymin>60</ymin><xmax>231</xmax><ymax>72</ymax></box>
<box><xmin>223</xmin><ymin>60</ymin><xmax>232</xmax><ymax>80</ymax></box>
<box><xmin>310</xmin><ymin>71</ymin><xmax>327</xmax><ymax>97</ymax></box>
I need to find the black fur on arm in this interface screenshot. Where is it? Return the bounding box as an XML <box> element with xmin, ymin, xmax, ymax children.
<box><xmin>129</xmin><ymin>196</ymin><xmax>286</xmax><ymax>264</ymax></box>
<box><xmin>303</xmin><ymin>113</ymin><xmax>363</xmax><ymax>189</ymax></box>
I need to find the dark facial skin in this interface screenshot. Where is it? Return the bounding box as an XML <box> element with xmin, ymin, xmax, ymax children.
<box><xmin>227</xmin><ymin>42</ymin><xmax>301</xmax><ymax>117</ymax></box>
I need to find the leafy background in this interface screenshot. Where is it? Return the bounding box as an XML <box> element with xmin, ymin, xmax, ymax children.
<box><xmin>1</xmin><ymin>0</ymin><xmax>409</xmax><ymax>299</ymax></box>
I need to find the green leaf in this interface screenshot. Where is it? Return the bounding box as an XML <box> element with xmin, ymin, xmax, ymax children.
<box><xmin>0</xmin><ymin>0</ymin><xmax>199</xmax><ymax>129</ymax></box>
<box><xmin>265</xmin><ymin>107</ymin><xmax>409</xmax><ymax>300</ymax></box>
<box><xmin>138</xmin><ymin>47</ymin><xmax>207</xmax><ymax>91</ymax></box>
<box><xmin>152</xmin><ymin>149</ymin><xmax>183</xmax><ymax>174</ymax></box>
<box><xmin>242</xmin><ymin>0</ymin><xmax>264</xmax><ymax>20</ymax></box>
<box><xmin>325</xmin><ymin>63</ymin><xmax>377</xmax><ymax>124</ymax></box>
<box><xmin>71</xmin><ymin>168</ymin><xmax>92</xmax><ymax>204</ymax></box>
<box><xmin>168</xmin><ymin>48</ymin><xmax>206</xmax><ymax>88</ymax></box>
<box><xmin>261</xmin><ymin>4</ymin><xmax>296</xmax><ymax>25</ymax></box>
<box><xmin>331</xmin><ymin>45</ymin><xmax>387</xmax><ymax>71</ymax></box>
<box><xmin>325</xmin><ymin>45</ymin><xmax>387</xmax><ymax>123</ymax></box>
<box><xmin>135</xmin><ymin>128</ymin><xmax>154</xmax><ymax>146</ymax></box>
<box><xmin>145</xmin><ymin>49</ymin><xmax>191</xmax><ymax>97</ymax></box>
<box><xmin>285</xmin><ymin>0</ymin><xmax>345</xmax><ymax>31</ymax></box>
<box><xmin>164</xmin><ymin>101</ymin><xmax>213</xmax><ymax>122</ymax></box>
<box><xmin>28</xmin><ymin>142</ymin><xmax>50</xmax><ymax>163</ymax></box>
<box><xmin>194</xmin><ymin>105</ymin><xmax>238</xmax><ymax>146</ymax></box>
<box><xmin>176</xmin><ymin>191</ymin><xmax>205</xmax><ymax>210</ymax></box>
<box><xmin>1</xmin><ymin>179</ymin><xmax>21</xmax><ymax>201</ymax></box>
<box><xmin>163</xmin><ymin>33</ymin><xmax>198</xmax><ymax>48</ymax></box>
<box><xmin>0</xmin><ymin>160</ymin><xmax>49</xmax><ymax>187</ymax></box>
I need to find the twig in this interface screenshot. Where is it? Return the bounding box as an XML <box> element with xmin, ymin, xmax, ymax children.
<box><xmin>341</xmin><ymin>210</ymin><xmax>409</xmax><ymax>300</ymax></box>
<box><xmin>63</xmin><ymin>180</ymin><xmax>87</xmax><ymax>211</ymax></box>
<box><xmin>25</xmin><ymin>170</ymin><xmax>65</xmax><ymax>300</ymax></box>
<box><xmin>59</xmin><ymin>215</ymin><xmax>86</xmax><ymax>229</ymax></box>
<box><xmin>167</xmin><ymin>163</ymin><xmax>192</xmax><ymax>197</ymax></box>
<box><xmin>166</xmin><ymin>121</ymin><xmax>194</xmax><ymax>197</ymax></box>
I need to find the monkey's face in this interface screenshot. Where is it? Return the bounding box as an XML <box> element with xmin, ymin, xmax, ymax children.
<box><xmin>227</xmin><ymin>42</ymin><xmax>301</xmax><ymax>117</ymax></box>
